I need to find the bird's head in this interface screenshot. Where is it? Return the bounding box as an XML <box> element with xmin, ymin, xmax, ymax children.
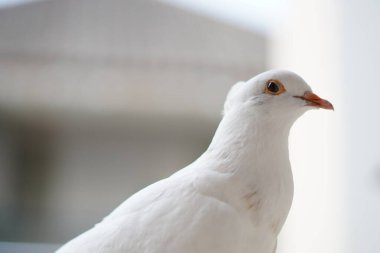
<box><xmin>223</xmin><ymin>69</ymin><xmax>333</xmax><ymax>124</ymax></box>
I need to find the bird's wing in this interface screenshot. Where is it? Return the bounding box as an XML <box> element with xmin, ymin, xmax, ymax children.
<box><xmin>56</xmin><ymin>170</ymin><xmax>252</xmax><ymax>253</ymax></box>
<box><xmin>56</xmin><ymin>177</ymin><xmax>178</xmax><ymax>253</ymax></box>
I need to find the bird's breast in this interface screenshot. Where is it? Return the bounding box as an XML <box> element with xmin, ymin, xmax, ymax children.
<box><xmin>235</xmin><ymin>162</ymin><xmax>294</xmax><ymax>236</ymax></box>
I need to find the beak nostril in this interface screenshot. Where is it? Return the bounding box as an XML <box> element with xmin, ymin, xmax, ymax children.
<box><xmin>294</xmin><ymin>92</ymin><xmax>334</xmax><ymax>110</ymax></box>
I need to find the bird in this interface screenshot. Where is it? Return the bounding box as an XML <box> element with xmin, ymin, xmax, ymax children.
<box><xmin>56</xmin><ymin>69</ymin><xmax>333</xmax><ymax>253</ymax></box>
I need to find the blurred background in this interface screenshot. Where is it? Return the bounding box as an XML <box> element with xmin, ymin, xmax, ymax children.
<box><xmin>0</xmin><ymin>0</ymin><xmax>378</xmax><ymax>252</ymax></box>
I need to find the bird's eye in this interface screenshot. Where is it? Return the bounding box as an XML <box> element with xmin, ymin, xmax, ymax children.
<box><xmin>264</xmin><ymin>80</ymin><xmax>285</xmax><ymax>95</ymax></box>
<box><xmin>267</xmin><ymin>82</ymin><xmax>279</xmax><ymax>93</ymax></box>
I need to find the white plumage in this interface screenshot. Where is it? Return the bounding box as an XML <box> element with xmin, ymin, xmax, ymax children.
<box><xmin>56</xmin><ymin>70</ymin><xmax>333</xmax><ymax>253</ymax></box>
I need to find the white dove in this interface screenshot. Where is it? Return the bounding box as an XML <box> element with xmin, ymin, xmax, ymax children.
<box><xmin>56</xmin><ymin>70</ymin><xmax>333</xmax><ymax>253</ymax></box>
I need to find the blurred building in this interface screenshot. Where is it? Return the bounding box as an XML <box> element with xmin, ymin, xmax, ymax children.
<box><xmin>0</xmin><ymin>0</ymin><xmax>266</xmax><ymax>244</ymax></box>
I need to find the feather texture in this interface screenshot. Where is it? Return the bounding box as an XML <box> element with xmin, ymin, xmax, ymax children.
<box><xmin>57</xmin><ymin>70</ymin><xmax>332</xmax><ymax>253</ymax></box>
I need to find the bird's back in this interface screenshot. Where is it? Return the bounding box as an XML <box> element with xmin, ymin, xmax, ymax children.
<box><xmin>56</xmin><ymin>165</ymin><xmax>278</xmax><ymax>253</ymax></box>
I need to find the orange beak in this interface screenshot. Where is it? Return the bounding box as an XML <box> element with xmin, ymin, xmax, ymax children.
<box><xmin>294</xmin><ymin>91</ymin><xmax>334</xmax><ymax>110</ymax></box>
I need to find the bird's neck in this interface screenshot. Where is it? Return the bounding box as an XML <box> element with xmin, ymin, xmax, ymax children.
<box><xmin>203</xmin><ymin>110</ymin><xmax>294</xmax><ymax>175</ymax></box>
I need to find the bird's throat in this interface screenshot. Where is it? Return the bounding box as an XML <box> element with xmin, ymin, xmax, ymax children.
<box><xmin>205</xmin><ymin>112</ymin><xmax>293</xmax><ymax>175</ymax></box>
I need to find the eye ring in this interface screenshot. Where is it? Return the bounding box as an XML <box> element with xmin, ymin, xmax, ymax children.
<box><xmin>264</xmin><ymin>80</ymin><xmax>286</xmax><ymax>95</ymax></box>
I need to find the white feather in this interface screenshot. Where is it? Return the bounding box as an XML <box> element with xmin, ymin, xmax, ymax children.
<box><xmin>57</xmin><ymin>70</ymin><xmax>320</xmax><ymax>253</ymax></box>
